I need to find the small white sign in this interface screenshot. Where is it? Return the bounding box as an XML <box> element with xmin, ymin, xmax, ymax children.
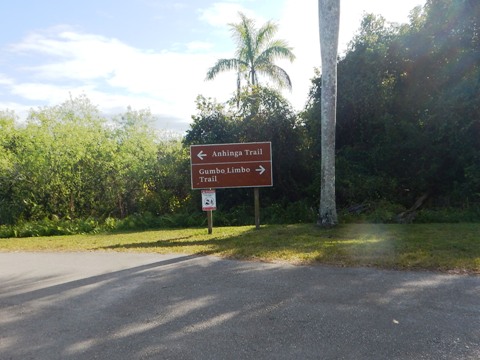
<box><xmin>201</xmin><ymin>190</ymin><xmax>216</xmax><ymax>211</ymax></box>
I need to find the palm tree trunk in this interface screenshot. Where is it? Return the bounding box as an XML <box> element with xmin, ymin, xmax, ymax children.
<box><xmin>318</xmin><ymin>0</ymin><xmax>340</xmax><ymax>226</ymax></box>
<box><xmin>236</xmin><ymin>72</ymin><xmax>241</xmax><ymax>108</ymax></box>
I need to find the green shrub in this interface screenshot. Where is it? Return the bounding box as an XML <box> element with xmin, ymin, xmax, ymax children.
<box><xmin>415</xmin><ymin>207</ymin><xmax>480</xmax><ymax>223</ymax></box>
<box><xmin>0</xmin><ymin>217</ymin><xmax>102</xmax><ymax>238</ymax></box>
<box><xmin>339</xmin><ymin>201</ymin><xmax>406</xmax><ymax>224</ymax></box>
<box><xmin>158</xmin><ymin>212</ymin><xmax>205</xmax><ymax>228</ymax></box>
<box><xmin>261</xmin><ymin>201</ymin><xmax>316</xmax><ymax>224</ymax></box>
<box><xmin>0</xmin><ymin>225</ymin><xmax>15</xmax><ymax>238</ymax></box>
<box><xmin>215</xmin><ymin>205</ymin><xmax>254</xmax><ymax>226</ymax></box>
<box><xmin>2</xmin><ymin>202</ymin><xmax>478</xmax><ymax>239</ymax></box>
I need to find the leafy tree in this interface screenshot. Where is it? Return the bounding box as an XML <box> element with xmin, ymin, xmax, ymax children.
<box><xmin>183</xmin><ymin>96</ymin><xmax>237</xmax><ymax>145</ymax></box>
<box><xmin>107</xmin><ymin>107</ymin><xmax>159</xmax><ymax>217</ymax></box>
<box><xmin>1</xmin><ymin>96</ymin><xmax>193</xmax><ymax>224</ymax></box>
<box><xmin>205</xmin><ymin>12</ymin><xmax>295</xmax><ymax>99</ymax></box>
<box><xmin>13</xmin><ymin>96</ymin><xmax>115</xmax><ymax>220</ymax></box>
<box><xmin>233</xmin><ymin>86</ymin><xmax>310</xmax><ymax>203</ymax></box>
<box><xmin>306</xmin><ymin>0</ymin><xmax>480</xmax><ymax>209</ymax></box>
<box><xmin>149</xmin><ymin>139</ymin><xmax>191</xmax><ymax>215</ymax></box>
<box><xmin>184</xmin><ymin>86</ymin><xmax>311</xmax><ymax>208</ymax></box>
<box><xmin>0</xmin><ymin>111</ymin><xmax>20</xmax><ymax>224</ymax></box>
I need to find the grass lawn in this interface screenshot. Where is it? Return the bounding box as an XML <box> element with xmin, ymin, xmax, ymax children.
<box><xmin>1</xmin><ymin>223</ymin><xmax>479</xmax><ymax>274</ymax></box>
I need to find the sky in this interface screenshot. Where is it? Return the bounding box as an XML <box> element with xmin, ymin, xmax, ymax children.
<box><xmin>0</xmin><ymin>0</ymin><xmax>426</xmax><ymax>133</ymax></box>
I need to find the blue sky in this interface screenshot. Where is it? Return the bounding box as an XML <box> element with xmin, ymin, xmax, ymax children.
<box><xmin>1</xmin><ymin>0</ymin><xmax>425</xmax><ymax>133</ymax></box>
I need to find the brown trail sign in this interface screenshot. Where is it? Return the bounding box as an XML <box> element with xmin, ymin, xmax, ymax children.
<box><xmin>190</xmin><ymin>142</ymin><xmax>273</xmax><ymax>231</ymax></box>
<box><xmin>190</xmin><ymin>142</ymin><xmax>273</xmax><ymax>189</ymax></box>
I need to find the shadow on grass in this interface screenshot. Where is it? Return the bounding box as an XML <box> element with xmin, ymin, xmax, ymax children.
<box><xmin>100</xmin><ymin>224</ymin><xmax>394</xmax><ymax>266</ymax></box>
<box><xmin>97</xmin><ymin>223</ymin><xmax>480</xmax><ymax>273</ymax></box>
<box><xmin>100</xmin><ymin>226</ymin><xmax>264</xmax><ymax>257</ymax></box>
<box><xmin>105</xmin><ymin>236</ymin><xmax>197</xmax><ymax>249</ymax></box>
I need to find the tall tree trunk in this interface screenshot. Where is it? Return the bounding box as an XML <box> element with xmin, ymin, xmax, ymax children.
<box><xmin>318</xmin><ymin>0</ymin><xmax>340</xmax><ymax>226</ymax></box>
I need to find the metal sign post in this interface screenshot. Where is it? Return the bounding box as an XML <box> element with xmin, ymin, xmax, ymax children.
<box><xmin>201</xmin><ymin>190</ymin><xmax>216</xmax><ymax>234</ymax></box>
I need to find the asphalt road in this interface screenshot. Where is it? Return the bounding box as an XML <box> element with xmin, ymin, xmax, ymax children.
<box><xmin>0</xmin><ymin>252</ymin><xmax>479</xmax><ymax>360</ymax></box>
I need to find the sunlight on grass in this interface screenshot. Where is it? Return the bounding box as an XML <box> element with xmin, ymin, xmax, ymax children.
<box><xmin>1</xmin><ymin>223</ymin><xmax>479</xmax><ymax>273</ymax></box>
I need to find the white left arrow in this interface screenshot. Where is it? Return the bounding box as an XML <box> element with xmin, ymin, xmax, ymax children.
<box><xmin>256</xmin><ymin>165</ymin><xmax>266</xmax><ymax>175</ymax></box>
<box><xmin>197</xmin><ymin>150</ymin><xmax>206</xmax><ymax>161</ymax></box>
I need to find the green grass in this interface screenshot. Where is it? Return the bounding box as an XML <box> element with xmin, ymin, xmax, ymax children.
<box><xmin>1</xmin><ymin>223</ymin><xmax>479</xmax><ymax>274</ymax></box>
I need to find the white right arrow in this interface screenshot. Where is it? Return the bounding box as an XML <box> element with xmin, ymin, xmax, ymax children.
<box><xmin>256</xmin><ymin>165</ymin><xmax>266</xmax><ymax>175</ymax></box>
<box><xmin>197</xmin><ymin>150</ymin><xmax>206</xmax><ymax>161</ymax></box>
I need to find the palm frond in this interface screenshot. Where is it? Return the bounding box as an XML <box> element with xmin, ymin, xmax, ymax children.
<box><xmin>258</xmin><ymin>41</ymin><xmax>296</xmax><ymax>63</ymax></box>
<box><xmin>230</xmin><ymin>12</ymin><xmax>256</xmax><ymax>62</ymax></box>
<box><xmin>257</xmin><ymin>63</ymin><xmax>293</xmax><ymax>90</ymax></box>
<box><xmin>256</xmin><ymin>21</ymin><xmax>278</xmax><ymax>51</ymax></box>
<box><xmin>206</xmin><ymin>58</ymin><xmax>244</xmax><ymax>81</ymax></box>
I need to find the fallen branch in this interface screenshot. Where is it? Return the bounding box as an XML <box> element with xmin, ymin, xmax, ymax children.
<box><xmin>396</xmin><ymin>193</ymin><xmax>429</xmax><ymax>223</ymax></box>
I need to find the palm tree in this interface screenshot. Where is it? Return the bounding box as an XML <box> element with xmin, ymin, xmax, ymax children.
<box><xmin>206</xmin><ymin>12</ymin><xmax>295</xmax><ymax>94</ymax></box>
<box><xmin>318</xmin><ymin>0</ymin><xmax>340</xmax><ymax>227</ymax></box>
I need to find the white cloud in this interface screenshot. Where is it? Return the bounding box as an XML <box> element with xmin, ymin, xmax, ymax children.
<box><xmin>13</xmin><ymin>31</ymin><xmax>135</xmax><ymax>81</ymax></box>
<box><xmin>6</xmin><ymin>25</ymin><xmax>250</xmax><ymax>133</ymax></box>
<box><xmin>11</xmin><ymin>82</ymin><xmax>91</xmax><ymax>102</ymax></box>
<box><xmin>277</xmin><ymin>0</ymin><xmax>320</xmax><ymax>111</ymax></box>
<box><xmin>7</xmin><ymin>28</ymin><xmax>235</xmax><ymax>132</ymax></box>
<box><xmin>0</xmin><ymin>101</ymin><xmax>31</xmax><ymax>119</ymax></box>
<box><xmin>186</xmin><ymin>41</ymin><xmax>215</xmax><ymax>52</ymax></box>
<box><xmin>0</xmin><ymin>74</ymin><xmax>14</xmax><ymax>85</ymax></box>
<box><xmin>198</xmin><ymin>2</ymin><xmax>264</xmax><ymax>28</ymax></box>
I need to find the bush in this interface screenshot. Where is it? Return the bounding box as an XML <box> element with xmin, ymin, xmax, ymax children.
<box><xmin>262</xmin><ymin>201</ymin><xmax>317</xmax><ymax>224</ymax></box>
<box><xmin>158</xmin><ymin>212</ymin><xmax>205</xmax><ymax>228</ymax></box>
<box><xmin>339</xmin><ymin>200</ymin><xmax>406</xmax><ymax>223</ymax></box>
<box><xmin>0</xmin><ymin>225</ymin><xmax>15</xmax><ymax>238</ymax></box>
<box><xmin>0</xmin><ymin>217</ymin><xmax>102</xmax><ymax>238</ymax></box>
<box><xmin>214</xmin><ymin>205</ymin><xmax>254</xmax><ymax>226</ymax></box>
<box><xmin>415</xmin><ymin>207</ymin><xmax>480</xmax><ymax>223</ymax></box>
<box><xmin>2</xmin><ymin>202</ymin><xmax>478</xmax><ymax>239</ymax></box>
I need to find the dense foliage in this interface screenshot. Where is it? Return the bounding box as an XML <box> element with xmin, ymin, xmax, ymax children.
<box><xmin>0</xmin><ymin>96</ymin><xmax>190</xmax><ymax>226</ymax></box>
<box><xmin>185</xmin><ymin>87</ymin><xmax>310</xmax><ymax>205</ymax></box>
<box><xmin>304</xmin><ymin>0</ymin><xmax>480</xmax><ymax>210</ymax></box>
<box><xmin>1</xmin><ymin>0</ymin><xmax>479</xmax><ymax>235</ymax></box>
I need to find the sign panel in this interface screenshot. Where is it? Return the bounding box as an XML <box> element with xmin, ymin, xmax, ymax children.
<box><xmin>201</xmin><ymin>190</ymin><xmax>217</xmax><ymax>211</ymax></box>
<box><xmin>190</xmin><ymin>142</ymin><xmax>273</xmax><ymax>189</ymax></box>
